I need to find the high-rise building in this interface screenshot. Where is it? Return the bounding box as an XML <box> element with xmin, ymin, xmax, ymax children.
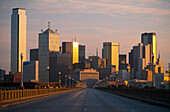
<box><xmin>39</xmin><ymin>23</ymin><xmax>60</xmax><ymax>82</ymax></box>
<box><xmin>102</xmin><ymin>42</ymin><xmax>119</xmax><ymax>71</ymax></box>
<box><xmin>129</xmin><ymin>43</ymin><xmax>152</xmax><ymax>79</ymax></box>
<box><xmin>119</xmin><ymin>54</ymin><xmax>128</xmax><ymax>70</ymax></box>
<box><xmin>141</xmin><ymin>32</ymin><xmax>157</xmax><ymax>64</ymax></box>
<box><xmin>11</xmin><ymin>8</ymin><xmax>27</xmax><ymax>73</ymax></box>
<box><xmin>79</xmin><ymin>45</ymin><xmax>85</xmax><ymax>62</ymax></box>
<box><xmin>119</xmin><ymin>54</ymin><xmax>126</xmax><ymax>65</ymax></box>
<box><xmin>129</xmin><ymin>45</ymin><xmax>138</xmax><ymax>79</ymax></box>
<box><xmin>30</xmin><ymin>49</ymin><xmax>38</xmax><ymax>61</ymax></box>
<box><xmin>62</xmin><ymin>41</ymin><xmax>79</xmax><ymax>64</ymax></box>
<box><xmin>49</xmin><ymin>52</ymin><xmax>72</xmax><ymax>82</ymax></box>
<box><xmin>62</xmin><ymin>42</ymin><xmax>72</xmax><ymax>54</ymax></box>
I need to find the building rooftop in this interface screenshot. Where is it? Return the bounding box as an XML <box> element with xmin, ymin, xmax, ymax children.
<box><xmin>43</xmin><ymin>28</ymin><xmax>56</xmax><ymax>33</ymax></box>
<box><xmin>13</xmin><ymin>8</ymin><xmax>26</xmax><ymax>10</ymax></box>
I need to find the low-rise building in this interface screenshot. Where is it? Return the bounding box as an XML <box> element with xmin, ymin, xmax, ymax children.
<box><xmin>71</xmin><ymin>69</ymin><xmax>99</xmax><ymax>87</ymax></box>
<box><xmin>73</xmin><ymin>61</ymin><xmax>91</xmax><ymax>70</ymax></box>
<box><xmin>0</xmin><ymin>69</ymin><xmax>5</xmax><ymax>83</ymax></box>
<box><xmin>4</xmin><ymin>72</ymin><xmax>21</xmax><ymax>83</ymax></box>
<box><xmin>23</xmin><ymin>61</ymin><xmax>39</xmax><ymax>82</ymax></box>
<box><xmin>98</xmin><ymin>65</ymin><xmax>116</xmax><ymax>80</ymax></box>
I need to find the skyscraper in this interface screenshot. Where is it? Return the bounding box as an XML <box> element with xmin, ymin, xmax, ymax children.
<box><xmin>79</xmin><ymin>45</ymin><xmax>85</xmax><ymax>62</ymax></box>
<box><xmin>62</xmin><ymin>41</ymin><xmax>79</xmax><ymax>64</ymax></box>
<box><xmin>102</xmin><ymin>42</ymin><xmax>119</xmax><ymax>71</ymax></box>
<box><xmin>39</xmin><ymin>23</ymin><xmax>60</xmax><ymax>82</ymax></box>
<box><xmin>141</xmin><ymin>32</ymin><xmax>157</xmax><ymax>64</ymax></box>
<box><xmin>129</xmin><ymin>43</ymin><xmax>151</xmax><ymax>79</ymax></box>
<box><xmin>11</xmin><ymin>8</ymin><xmax>27</xmax><ymax>73</ymax></box>
<box><xmin>49</xmin><ymin>52</ymin><xmax>72</xmax><ymax>82</ymax></box>
<box><xmin>119</xmin><ymin>54</ymin><xmax>126</xmax><ymax>65</ymax></box>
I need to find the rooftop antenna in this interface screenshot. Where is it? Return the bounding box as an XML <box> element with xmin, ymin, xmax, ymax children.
<box><xmin>158</xmin><ymin>50</ymin><xmax>160</xmax><ymax>58</ymax></box>
<box><xmin>48</xmin><ymin>22</ymin><xmax>50</xmax><ymax>29</ymax></box>
<box><xmin>96</xmin><ymin>48</ymin><xmax>98</xmax><ymax>57</ymax></box>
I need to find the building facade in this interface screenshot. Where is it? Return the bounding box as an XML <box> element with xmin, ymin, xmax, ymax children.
<box><xmin>49</xmin><ymin>52</ymin><xmax>72</xmax><ymax>82</ymax></box>
<box><xmin>102</xmin><ymin>42</ymin><xmax>119</xmax><ymax>71</ymax></box>
<box><xmin>39</xmin><ymin>25</ymin><xmax>60</xmax><ymax>82</ymax></box>
<box><xmin>71</xmin><ymin>69</ymin><xmax>99</xmax><ymax>87</ymax></box>
<box><xmin>79</xmin><ymin>45</ymin><xmax>85</xmax><ymax>62</ymax></box>
<box><xmin>141</xmin><ymin>32</ymin><xmax>157</xmax><ymax>64</ymax></box>
<box><xmin>119</xmin><ymin>54</ymin><xmax>126</xmax><ymax>65</ymax></box>
<box><xmin>90</xmin><ymin>56</ymin><xmax>106</xmax><ymax>70</ymax></box>
<box><xmin>4</xmin><ymin>73</ymin><xmax>21</xmax><ymax>83</ymax></box>
<box><xmin>11</xmin><ymin>8</ymin><xmax>27</xmax><ymax>73</ymax></box>
<box><xmin>30</xmin><ymin>49</ymin><xmax>38</xmax><ymax>61</ymax></box>
<box><xmin>23</xmin><ymin>61</ymin><xmax>39</xmax><ymax>82</ymax></box>
<box><xmin>98</xmin><ymin>65</ymin><xmax>116</xmax><ymax>80</ymax></box>
<box><xmin>0</xmin><ymin>69</ymin><xmax>5</xmax><ymax>83</ymax></box>
<box><xmin>62</xmin><ymin>41</ymin><xmax>79</xmax><ymax>64</ymax></box>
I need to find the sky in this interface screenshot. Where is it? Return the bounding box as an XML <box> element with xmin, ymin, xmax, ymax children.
<box><xmin>0</xmin><ymin>0</ymin><xmax>170</xmax><ymax>72</ymax></box>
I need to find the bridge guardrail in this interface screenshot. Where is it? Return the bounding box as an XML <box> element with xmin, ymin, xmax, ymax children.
<box><xmin>0</xmin><ymin>88</ymin><xmax>80</xmax><ymax>103</ymax></box>
<box><xmin>96</xmin><ymin>87</ymin><xmax>170</xmax><ymax>102</ymax></box>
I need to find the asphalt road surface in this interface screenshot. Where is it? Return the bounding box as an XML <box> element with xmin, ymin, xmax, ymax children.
<box><xmin>1</xmin><ymin>88</ymin><xmax>170</xmax><ymax>112</ymax></box>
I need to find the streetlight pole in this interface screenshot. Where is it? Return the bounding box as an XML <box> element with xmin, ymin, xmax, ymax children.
<box><xmin>110</xmin><ymin>75</ymin><xmax>112</xmax><ymax>87</ymax></box>
<box><xmin>105</xmin><ymin>77</ymin><xmax>108</xmax><ymax>87</ymax></box>
<box><xmin>65</xmin><ymin>75</ymin><xmax>67</xmax><ymax>88</ymax></box>
<box><xmin>116</xmin><ymin>72</ymin><xmax>118</xmax><ymax>88</ymax></box>
<box><xmin>20</xmin><ymin>53</ymin><xmax>23</xmax><ymax>88</ymax></box>
<box><xmin>47</xmin><ymin>66</ymin><xmax>50</xmax><ymax>88</ymax></box>
<box><xmin>127</xmin><ymin>66</ymin><xmax>129</xmax><ymax>87</ymax></box>
<box><xmin>152</xmin><ymin>53</ymin><xmax>155</xmax><ymax>88</ymax></box>
<box><xmin>69</xmin><ymin>76</ymin><xmax>71</xmax><ymax>88</ymax></box>
<box><xmin>72</xmin><ymin>78</ymin><xmax>74</xmax><ymax>87</ymax></box>
<box><xmin>59</xmin><ymin>72</ymin><xmax>61</xmax><ymax>88</ymax></box>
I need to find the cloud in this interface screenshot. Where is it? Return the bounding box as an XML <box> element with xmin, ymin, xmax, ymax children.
<box><xmin>28</xmin><ymin>0</ymin><xmax>170</xmax><ymax>16</ymax></box>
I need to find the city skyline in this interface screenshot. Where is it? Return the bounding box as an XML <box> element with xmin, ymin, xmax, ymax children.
<box><xmin>0</xmin><ymin>0</ymin><xmax>170</xmax><ymax>72</ymax></box>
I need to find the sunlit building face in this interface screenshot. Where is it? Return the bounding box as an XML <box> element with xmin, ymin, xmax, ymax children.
<box><xmin>152</xmin><ymin>34</ymin><xmax>157</xmax><ymax>64</ymax></box>
<box><xmin>141</xmin><ymin>32</ymin><xmax>157</xmax><ymax>64</ymax></box>
<box><xmin>11</xmin><ymin>8</ymin><xmax>27</xmax><ymax>73</ymax></box>
<box><xmin>102</xmin><ymin>42</ymin><xmax>119</xmax><ymax>71</ymax></box>
<box><xmin>73</xmin><ymin>42</ymin><xmax>79</xmax><ymax>64</ymax></box>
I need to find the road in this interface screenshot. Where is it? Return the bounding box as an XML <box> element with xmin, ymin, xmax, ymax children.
<box><xmin>1</xmin><ymin>88</ymin><xmax>170</xmax><ymax>112</ymax></box>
